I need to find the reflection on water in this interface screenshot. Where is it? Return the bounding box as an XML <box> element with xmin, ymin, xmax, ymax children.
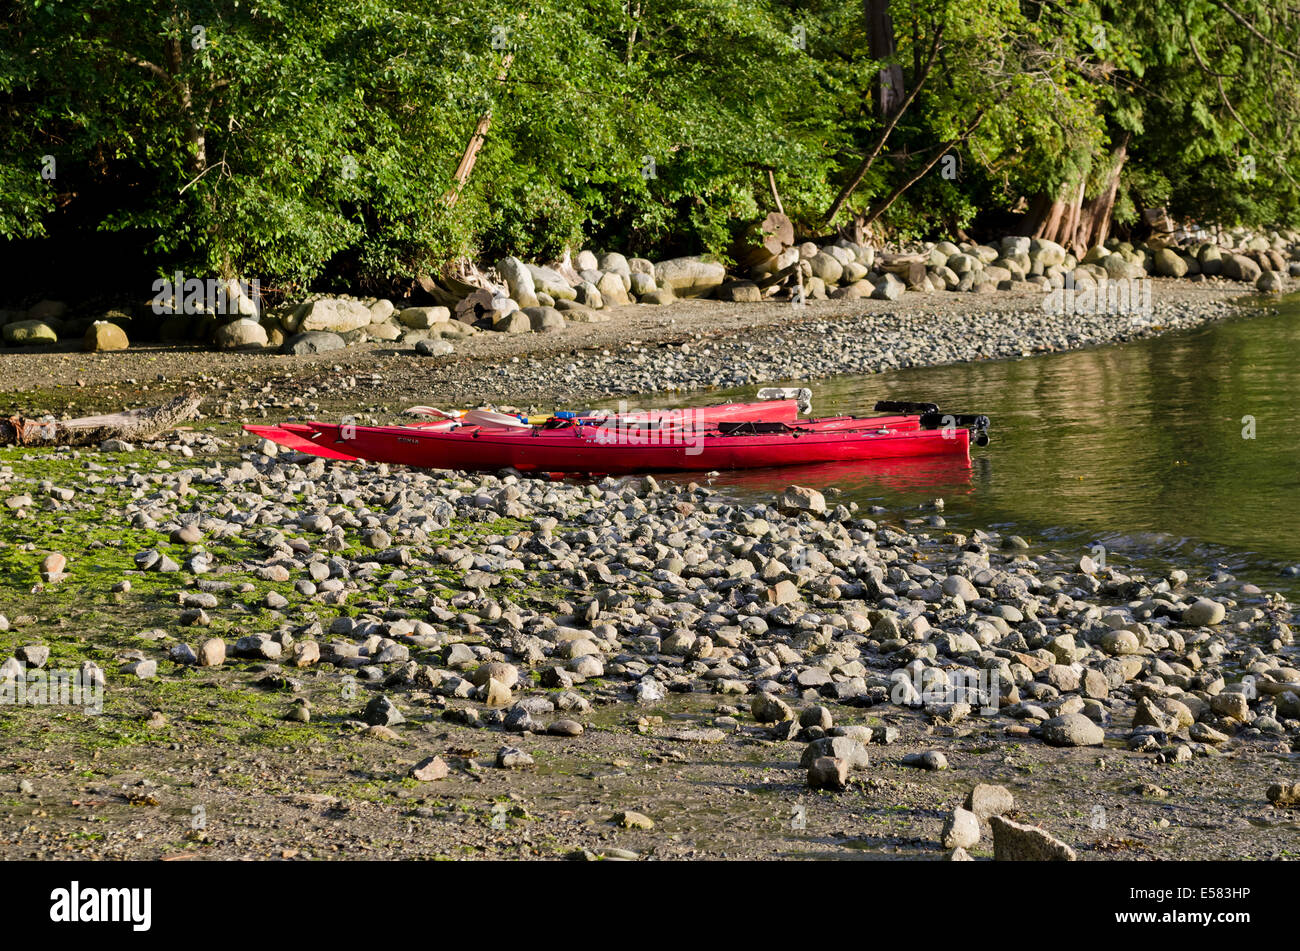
<box><xmin>609</xmin><ymin>296</ymin><xmax>1300</xmax><ymax>599</ymax></box>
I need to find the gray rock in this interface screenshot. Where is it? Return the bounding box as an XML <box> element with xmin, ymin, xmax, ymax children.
<box><xmin>497</xmin><ymin>257</ymin><xmax>539</xmax><ymax>307</ymax></box>
<box><xmin>2</xmin><ymin>320</ymin><xmax>58</xmax><ymax>345</ymax></box>
<box><xmin>807</xmin><ymin>756</ymin><xmax>849</xmax><ymax>791</ymax></box>
<box><xmin>872</xmin><ymin>273</ymin><xmax>906</xmax><ymax>301</ymax></box>
<box><xmin>122</xmin><ymin>659</ymin><xmax>157</xmax><ymax>679</ymax></box>
<box><xmin>414</xmin><ymin>338</ymin><xmax>454</xmax><ymax>357</ymax></box>
<box><xmin>653</xmin><ymin>257</ymin><xmax>726</xmax><ymax>298</ymax></box>
<box><xmin>363</xmin><ymin>694</ymin><xmax>405</xmax><ymax>727</ymax></box>
<box><xmin>1182</xmin><ymin>597</ymin><xmax>1225</xmax><ymax>626</ymax></box>
<box><xmin>289</xmin><ymin>298</ymin><xmax>373</xmax><ymax>333</ymax></box>
<box><xmin>965</xmin><ymin>783</ymin><xmax>1015</xmax><ymax>819</ymax></box>
<box><xmin>942</xmin><ymin>807</ymin><xmax>981</xmax><ymax>849</ymax></box>
<box><xmin>198</xmin><ymin>638</ymin><xmax>226</xmax><ymax>667</ymax></box>
<box><xmin>902</xmin><ymin>750</ymin><xmax>948</xmax><ymax>771</ymax></box>
<box><xmin>212</xmin><ymin>318</ymin><xmax>268</xmax><ymax>350</ymax></box>
<box><xmin>1042</xmin><ymin>713</ymin><xmax>1104</xmax><ymax>747</ymax></box>
<box><xmin>398</xmin><ymin>306</ymin><xmax>451</xmax><ymax>329</ymax></box>
<box><xmin>16</xmin><ymin>645</ymin><xmax>49</xmax><ymax>668</ymax></box>
<box><xmin>496</xmin><ymin>746</ymin><xmax>534</xmax><ymax>769</ymax></box>
<box><xmin>989</xmin><ymin>815</ymin><xmax>1077</xmax><ymax>860</ymax></box>
<box><xmin>780</xmin><ymin>485</ymin><xmax>826</xmax><ymax>515</ymax></box>
<box><xmin>282</xmin><ymin>331</ymin><xmax>345</xmax><ymax>355</ymax></box>
<box><xmin>525</xmin><ymin>306</ymin><xmax>566</xmax><ymax>333</ymax></box>
<box><xmin>751</xmin><ymin>691</ymin><xmax>794</xmax><ymax>723</ymax></box>
<box><xmin>800</xmin><ymin>736</ymin><xmax>869</xmax><ymax>770</ymax></box>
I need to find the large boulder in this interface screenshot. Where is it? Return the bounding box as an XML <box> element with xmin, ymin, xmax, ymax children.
<box><xmin>212</xmin><ymin>318</ymin><xmax>268</xmax><ymax>350</ymax></box>
<box><xmin>597</xmin><ymin>251</ymin><xmax>631</xmax><ymax>277</ymax></box>
<box><xmin>807</xmin><ymin>251</ymin><xmax>844</xmax><ymax>285</ymax></box>
<box><xmin>282</xmin><ymin>331</ymin><xmax>345</xmax><ymax>355</ymax></box>
<box><xmin>526</xmin><ymin>264</ymin><xmax>577</xmax><ymax>301</ymax></box>
<box><xmin>288</xmin><ymin>298</ymin><xmax>372</xmax><ymax>333</ymax></box>
<box><xmin>1041</xmin><ymin>713</ymin><xmax>1104</xmax><ymax>747</ymax></box>
<box><xmin>1197</xmin><ymin>244</ymin><xmax>1223</xmax><ymax>275</ymax></box>
<box><xmin>1029</xmin><ymin>238</ymin><xmax>1068</xmax><ymax>268</ymax></box>
<box><xmin>497</xmin><ymin>257</ymin><xmax>539</xmax><ymax>308</ymax></box>
<box><xmin>1221</xmin><ymin>254</ymin><xmax>1262</xmax><ymax>283</ymax></box>
<box><xmin>1152</xmin><ymin>247</ymin><xmax>1188</xmax><ymax>278</ymax></box>
<box><xmin>716</xmin><ymin>281</ymin><xmax>763</xmax><ymax>303</ymax></box>
<box><xmin>366</xmin><ymin>321</ymin><xmax>402</xmax><ymax>341</ymax></box>
<box><xmin>398</xmin><ymin>306</ymin><xmax>450</xmax><ymax>329</ymax></box>
<box><xmin>3</xmin><ymin>320</ymin><xmax>58</xmax><ymax>346</ymax></box>
<box><xmin>25</xmin><ymin>300</ymin><xmax>67</xmax><ymax>322</ymax></box>
<box><xmin>83</xmin><ymin>321</ymin><xmax>129</xmax><ymax>352</ymax></box>
<box><xmin>872</xmin><ymin>273</ymin><xmax>906</xmax><ymax>301</ymax></box>
<box><xmin>524</xmin><ymin>305</ymin><xmax>566</xmax><ymax>333</ymax></box>
<box><xmin>492</xmin><ymin>310</ymin><xmax>532</xmax><ymax>333</ymax></box>
<box><xmin>1000</xmin><ymin>235</ymin><xmax>1031</xmax><ymax>257</ymax></box>
<box><xmin>596</xmin><ymin>270</ymin><xmax>630</xmax><ymax>306</ymax></box>
<box><xmin>653</xmin><ymin>257</ymin><xmax>726</xmax><ymax>298</ymax></box>
<box><xmin>574</xmin><ymin>282</ymin><xmax>603</xmax><ymax>309</ymax></box>
<box><xmin>947</xmin><ymin>253</ymin><xmax>979</xmax><ymax>275</ymax></box>
<box><xmin>989</xmin><ymin>816</ymin><xmax>1077</xmax><ymax>861</ymax></box>
<box><xmin>1103</xmin><ymin>254</ymin><xmax>1139</xmax><ymax>280</ymax></box>
<box><xmin>629</xmin><ymin>272</ymin><xmax>657</xmax><ymax>297</ymax></box>
<box><xmin>1257</xmin><ymin>270</ymin><xmax>1288</xmax><ymax>294</ymax></box>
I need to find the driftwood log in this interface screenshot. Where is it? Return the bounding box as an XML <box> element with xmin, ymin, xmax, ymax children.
<box><xmin>875</xmin><ymin>252</ymin><xmax>928</xmax><ymax>287</ymax></box>
<box><xmin>0</xmin><ymin>390</ymin><xmax>202</xmax><ymax>448</ymax></box>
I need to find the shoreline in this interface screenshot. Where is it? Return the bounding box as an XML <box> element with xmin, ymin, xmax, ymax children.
<box><xmin>0</xmin><ymin>280</ymin><xmax>1260</xmax><ymax>415</ymax></box>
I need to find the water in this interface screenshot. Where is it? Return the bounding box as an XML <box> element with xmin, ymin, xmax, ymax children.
<box><xmin>611</xmin><ymin>296</ymin><xmax>1300</xmax><ymax>600</ymax></box>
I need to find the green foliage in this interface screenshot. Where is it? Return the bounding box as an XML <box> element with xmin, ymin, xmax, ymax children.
<box><xmin>1</xmin><ymin>0</ymin><xmax>1297</xmax><ymax>293</ymax></box>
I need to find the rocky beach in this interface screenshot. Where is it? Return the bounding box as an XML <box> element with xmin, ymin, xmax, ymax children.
<box><xmin>1</xmin><ymin>278</ymin><xmax>1298</xmax><ymax>861</ymax></box>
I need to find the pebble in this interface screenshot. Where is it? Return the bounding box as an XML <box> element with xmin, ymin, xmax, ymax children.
<box><xmin>496</xmin><ymin>746</ymin><xmax>534</xmax><ymax>769</ymax></box>
<box><xmin>902</xmin><ymin>750</ymin><xmax>948</xmax><ymax>771</ymax></box>
<box><xmin>941</xmin><ymin>808</ymin><xmax>981</xmax><ymax>849</ymax></box>
<box><xmin>1041</xmin><ymin>713</ymin><xmax>1105</xmax><ymax>747</ymax></box>
<box><xmin>410</xmin><ymin>756</ymin><xmax>450</xmax><ymax>781</ymax></box>
<box><xmin>362</xmin><ymin>694</ymin><xmax>404</xmax><ymax>726</ymax></box>
<box><xmin>198</xmin><ymin>638</ymin><xmax>226</xmax><ymax>667</ymax></box>
<box><xmin>965</xmin><ymin>783</ymin><xmax>1015</xmax><ymax>818</ymax></box>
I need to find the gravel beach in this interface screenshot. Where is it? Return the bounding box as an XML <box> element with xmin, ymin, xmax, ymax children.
<box><xmin>0</xmin><ymin>280</ymin><xmax>1256</xmax><ymax>414</ymax></box>
<box><xmin>0</xmin><ymin>422</ymin><xmax>1296</xmax><ymax>860</ymax></box>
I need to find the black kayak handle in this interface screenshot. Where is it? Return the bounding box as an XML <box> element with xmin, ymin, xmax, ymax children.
<box><xmin>874</xmin><ymin>400</ymin><xmax>939</xmax><ymax>415</ymax></box>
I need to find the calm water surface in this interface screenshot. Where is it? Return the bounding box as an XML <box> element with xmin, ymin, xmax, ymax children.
<box><xmin>612</xmin><ymin>296</ymin><xmax>1300</xmax><ymax>600</ymax></box>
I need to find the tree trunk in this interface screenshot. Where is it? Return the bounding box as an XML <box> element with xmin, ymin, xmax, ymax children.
<box><xmin>866</xmin><ymin>0</ymin><xmax>905</xmax><ymax>117</ymax></box>
<box><xmin>823</xmin><ymin>25</ymin><xmax>944</xmax><ymax>227</ymax></box>
<box><xmin>1022</xmin><ymin>133</ymin><xmax>1130</xmax><ymax>254</ymax></box>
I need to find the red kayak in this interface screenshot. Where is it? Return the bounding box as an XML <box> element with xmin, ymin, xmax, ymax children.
<box><xmin>245</xmin><ymin>399</ymin><xmax>801</xmax><ymax>463</ymax></box>
<box><xmin>246</xmin><ymin>399</ymin><xmax>989</xmax><ymax>475</ymax></box>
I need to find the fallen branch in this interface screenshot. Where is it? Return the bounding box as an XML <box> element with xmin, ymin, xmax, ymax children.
<box><xmin>0</xmin><ymin>391</ymin><xmax>203</xmax><ymax>448</ymax></box>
